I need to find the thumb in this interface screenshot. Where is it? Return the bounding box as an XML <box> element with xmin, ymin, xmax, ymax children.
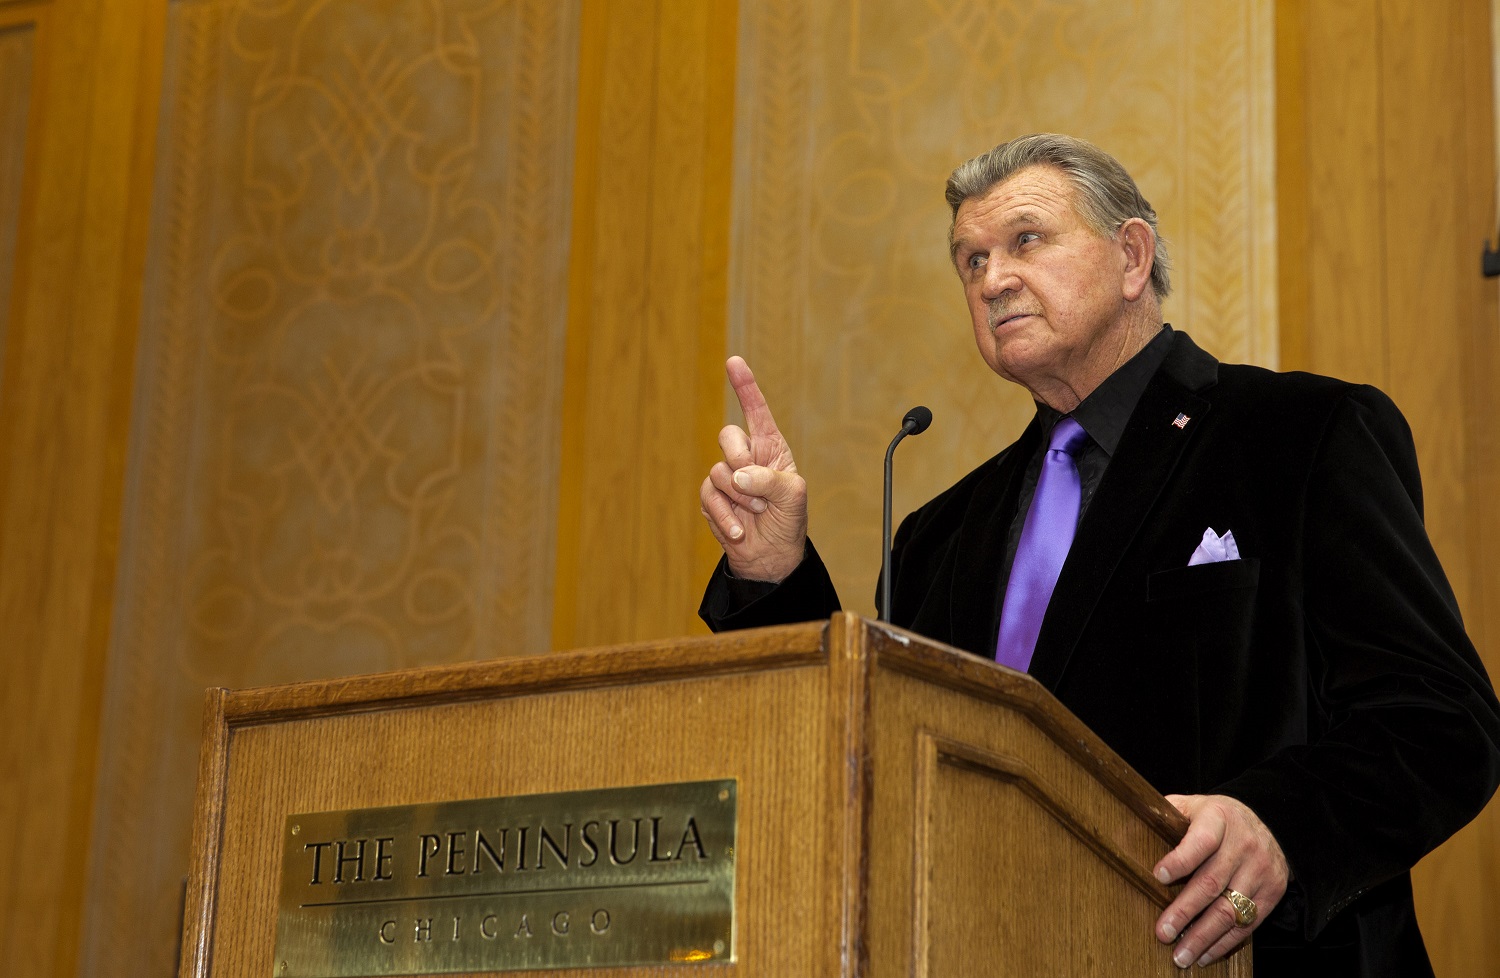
<box><xmin>731</xmin><ymin>465</ymin><xmax>804</xmax><ymax>506</ymax></box>
<box><xmin>1164</xmin><ymin>794</ymin><xmax>1194</xmax><ymax>815</ymax></box>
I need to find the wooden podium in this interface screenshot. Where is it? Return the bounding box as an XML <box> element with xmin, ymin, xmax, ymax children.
<box><xmin>179</xmin><ymin>614</ymin><xmax>1249</xmax><ymax>977</ymax></box>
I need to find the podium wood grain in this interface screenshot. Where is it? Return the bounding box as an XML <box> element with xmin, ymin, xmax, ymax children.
<box><xmin>180</xmin><ymin>614</ymin><xmax>1248</xmax><ymax>977</ymax></box>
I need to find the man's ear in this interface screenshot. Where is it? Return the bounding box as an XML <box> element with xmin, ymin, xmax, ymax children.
<box><xmin>1118</xmin><ymin>218</ymin><xmax>1155</xmax><ymax>302</ymax></box>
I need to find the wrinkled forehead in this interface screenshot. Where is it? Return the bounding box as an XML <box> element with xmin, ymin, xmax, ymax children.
<box><xmin>949</xmin><ymin>165</ymin><xmax>1088</xmax><ymax>254</ymax></box>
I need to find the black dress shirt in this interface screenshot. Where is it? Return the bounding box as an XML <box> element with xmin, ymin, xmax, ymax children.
<box><xmin>992</xmin><ymin>324</ymin><xmax>1175</xmax><ymax>608</ymax></box>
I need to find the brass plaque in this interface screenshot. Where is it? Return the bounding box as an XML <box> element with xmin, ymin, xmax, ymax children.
<box><xmin>273</xmin><ymin>780</ymin><xmax>736</xmax><ymax>976</ymax></box>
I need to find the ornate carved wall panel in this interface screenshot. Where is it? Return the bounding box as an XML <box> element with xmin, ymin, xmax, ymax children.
<box><xmin>82</xmin><ymin>2</ymin><xmax>579</xmax><ymax>974</ymax></box>
<box><xmin>729</xmin><ymin>0</ymin><xmax>1276</xmax><ymax>613</ymax></box>
<box><xmin>0</xmin><ymin>23</ymin><xmax>34</xmax><ymax>400</ymax></box>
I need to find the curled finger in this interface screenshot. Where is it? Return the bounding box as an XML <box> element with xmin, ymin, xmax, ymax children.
<box><xmin>1194</xmin><ymin>918</ymin><xmax>1253</xmax><ymax>968</ymax></box>
<box><xmin>718</xmin><ymin>424</ymin><xmax>754</xmax><ymax>470</ymax></box>
<box><xmin>700</xmin><ymin>478</ymin><xmax>744</xmax><ymax>542</ymax></box>
<box><xmin>1155</xmin><ymin>804</ymin><xmax>1227</xmax><ymax>886</ymax></box>
<box><xmin>1170</xmin><ymin>884</ymin><xmax>1244</xmax><ymax>969</ymax></box>
<box><xmin>1157</xmin><ymin>848</ymin><xmax>1232</xmax><ymax>945</ymax></box>
<box><xmin>709</xmin><ymin>461</ymin><xmax>768</xmax><ymax>513</ymax></box>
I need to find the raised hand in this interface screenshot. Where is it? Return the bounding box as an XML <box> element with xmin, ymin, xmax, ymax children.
<box><xmin>699</xmin><ymin>357</ymin><xmax>808</xmax><ymax>582</ymax></box>
<box><xmin>1153</xmin><ymin>793</ymin><xmax>1290</xmax><ymax>969</ymax></box>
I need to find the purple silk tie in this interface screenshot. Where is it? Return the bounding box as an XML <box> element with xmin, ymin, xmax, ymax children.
<box><xmin>995</xmin><ymin>417</ymin><xmax>1088</xmax><ymax>672</ymax></box>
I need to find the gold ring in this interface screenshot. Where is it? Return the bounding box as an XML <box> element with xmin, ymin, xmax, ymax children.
<box><xmin>1222</xmin><ymin>887</ymin><xmax>1257</xmax><ymax>927</ymax></box>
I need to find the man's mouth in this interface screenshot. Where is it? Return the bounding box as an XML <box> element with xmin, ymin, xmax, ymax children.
<box><xmin>990</xmin><ymin>311</ymin><xmax>1036</xmax><ymax>331</ymax></box>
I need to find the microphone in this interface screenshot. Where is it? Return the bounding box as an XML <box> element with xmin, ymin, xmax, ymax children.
<box><xmin>882</xmin><ymin>406</ymin><xmax>933</xmax><ymax>622</ymax></box>
<box><xmin>901</xmin><ymin>405</ymin><xmax>933</xmax><ymax>435</ymax></box>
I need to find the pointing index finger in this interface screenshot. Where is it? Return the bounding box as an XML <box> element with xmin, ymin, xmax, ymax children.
<box><xmin>726</xmin><ymin>356</ymin><xmax>783</xmax><ymax>440</ymax></box>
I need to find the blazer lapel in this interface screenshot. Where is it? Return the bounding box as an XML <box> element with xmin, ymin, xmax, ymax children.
<box><xmin>1027</xmin><ymin>338</ymin><xmax>1217</xmax><ymax>691</ymax></box>
<box><xmin>946</xmin><ymin>416</ymin><xmax>1041</xmax><ymax>657</ymax></box>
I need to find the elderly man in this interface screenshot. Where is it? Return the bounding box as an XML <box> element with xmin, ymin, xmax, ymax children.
<box><xmin>697</xmin><ymin>134</ymin><xmax>1500</xmax><ymax>975</ymax></box>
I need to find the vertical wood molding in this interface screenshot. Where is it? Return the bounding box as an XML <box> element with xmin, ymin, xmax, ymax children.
<box><xmin>553</xmin><ymin>0</ymin><xmax>738</xmax><ymax>650</ymax></box>
<box><xmin>1183</xmin><ymin>0</ymin><xmax>1280</xmax><ymax>368</ymax></box>
<box><xmin>1274</xmin><ymin>0</ymin><xmax>1310</xmax><ymax>371</ymax></box>
<box><xmin>0</xmin><ymin>1</ymin><xmax>166</xmax><ymax>975</ymax></box>
<box><xmin>1470</xmin><ymin>0</ymin><xmax>1500</xmax><ymax>671</ymax></box>
<box><xmin>554</xmin><ymin>0</ymin><xmax>660</xmax><ymax>654</ymax></box>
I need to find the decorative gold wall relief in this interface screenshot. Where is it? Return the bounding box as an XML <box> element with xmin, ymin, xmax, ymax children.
<box><xmin>729</xmin><ymin>0</ymin><xmax>1276</xmax><ymax>612</ymax></box>
<box><xmin>83</xmin><ymin>2</ymin><xmax>580</xmax><ymax>975</ymax></box>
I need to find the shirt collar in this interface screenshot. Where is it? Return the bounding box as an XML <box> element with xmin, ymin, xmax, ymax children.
<box><xmin>1034</xmin><ymin>324</ymin><xmax>1174</xmax><ymax>456</ymax></box>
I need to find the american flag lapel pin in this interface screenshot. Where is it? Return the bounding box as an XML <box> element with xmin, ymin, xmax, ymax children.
<box><xmin>1172</xmin><ymin>412</ymin><xmax>1191</xmax><ymax>429</ymax></box>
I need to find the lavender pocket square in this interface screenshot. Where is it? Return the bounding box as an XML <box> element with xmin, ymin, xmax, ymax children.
<box><xmin>1188</xmin><ymin>527</ymin><xmax>1240</xmax><ymax>566</ymax></box>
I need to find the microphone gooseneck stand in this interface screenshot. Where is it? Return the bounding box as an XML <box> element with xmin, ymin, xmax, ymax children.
<box><xmin>881</xmin><ymin>405</ymin><xmax>932</xmax><ymax>622</ymax></box>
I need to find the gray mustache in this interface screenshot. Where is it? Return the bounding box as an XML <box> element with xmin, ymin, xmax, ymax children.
<box><xmin>987</xmin><ymin>303</ymin><xmax>1041</xmax><ymax>329</ymax></box>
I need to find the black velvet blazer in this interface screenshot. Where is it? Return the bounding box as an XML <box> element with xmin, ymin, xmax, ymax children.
<box><xmin>701</xmin><ymin>331</ymin><xmax>1500</xmax><ymax>977</ymax></box>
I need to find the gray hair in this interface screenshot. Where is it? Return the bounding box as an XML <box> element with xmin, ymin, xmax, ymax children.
<box><xmin>945</xmin><ymin>133</ymin><xmax>1171</xmax><ymax>300</ymax></box>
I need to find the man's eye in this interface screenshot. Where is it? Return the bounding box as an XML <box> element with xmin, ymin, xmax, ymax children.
<box><xmin>1018</xmin><ymin>232</ymin><xmax>1039</xmax><ymax>246</ymax></box>
<box><xmin>967</xmin><ymin>253</ymin><xmax>986</xmax><ymax>270</ymax></box>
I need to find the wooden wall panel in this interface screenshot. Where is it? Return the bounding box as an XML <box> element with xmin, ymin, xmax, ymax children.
<box><xmin>1380</xmin><ymin>0</ymin><xmax>1470</xmax><ymax>606</ymax></box>
<box><xmin>728</xmin><ymin>0</ymin><xmax>1277</xmax><ymax>617</ymax></box>
<box><xmin>1291</xmin><ymin>0</ymin><xmax>1388</xmax><ymax>385</ymax></box>
<box><xmin>0</xmin><ymin>20</ymin><xmax>34</xmax><ymax>385</ymax></box>
<box><xmin>1472</xmin><ymin>0</ymin><xmax>1500</xmax><ymax>689</ymax></box>
<box><xmin>0</xmin><ymin>1</ymin><xmax>165</xmax><ymax>976</ymax></box>
<box><xmin>1415</xmin><ymin>0</ymin><xmax>1500</xmax><ymax>968</ymax></box>
<box><xmin>551</xmin><ymin>0</ymin><xmax>738</xmax><ymax>649</ymax></box>
<box><xmin>1277</xmin><ymin>0</ymin><xmax>1500</xmax><ymax>972</ymax></box>
<box><xmin>80</xmin><ymin>3</ymin><xmax>582</xmax><ymax>976</ymax></box>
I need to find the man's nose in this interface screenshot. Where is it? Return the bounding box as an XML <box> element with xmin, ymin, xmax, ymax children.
<box><xmin>980</xmin><ymin>257</ymin><xmax>1019</xmax><ymax>300</ymax></box>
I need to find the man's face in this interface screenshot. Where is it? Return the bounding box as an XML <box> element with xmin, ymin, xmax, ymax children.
<box><xmin>950</xmin><ymin>165</ymin><xmax>1136</xmax><ymax>399</ymax></box>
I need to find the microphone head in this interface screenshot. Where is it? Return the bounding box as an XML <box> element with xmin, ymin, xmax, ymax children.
<box><xmin>902</xmin><ymin>405</ymin><xmax>933</xmax><ymax>435</ymax></box>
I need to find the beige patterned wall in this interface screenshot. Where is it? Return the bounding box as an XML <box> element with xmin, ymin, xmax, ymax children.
<box><xmin>729</xmin><ymin>0</ymin><xmax>1277</xmax><ymax>614</ymax></box>
<box><xmin>0</xmin><ymin>24</ymin><xmax>34</xmax><ymax>400</ymax></box>
<box><xmin>80</xmin><ymin>1</ymin><xmax>579</xmax><ymax>974</ymax></box>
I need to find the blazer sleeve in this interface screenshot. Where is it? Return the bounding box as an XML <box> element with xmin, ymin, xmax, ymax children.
<box><xmin>1214</xmin><ymin>385</ymin><xmax>1500</xmax><ymax>938</ymax></box>
<box><xmin>698</xmin><ymin>539</ymin><xmax>842</xmax><ymax>632</ymax></box>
